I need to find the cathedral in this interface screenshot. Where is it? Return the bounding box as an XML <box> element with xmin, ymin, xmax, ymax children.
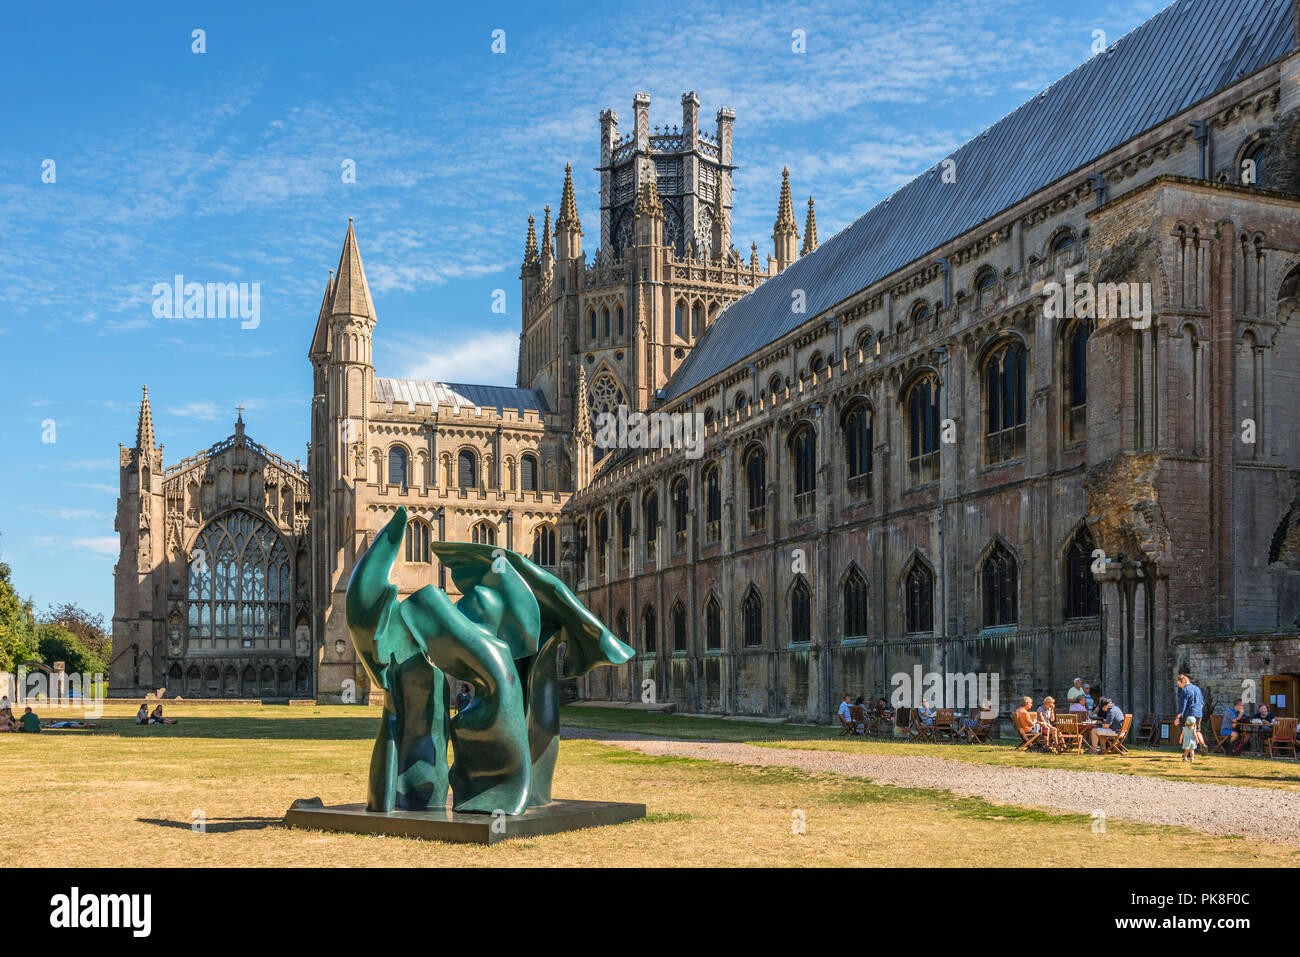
<box><xmin>113</xmin><ymin>0</ymin><xmax>1300</xmax><ymax>725</ymax></box>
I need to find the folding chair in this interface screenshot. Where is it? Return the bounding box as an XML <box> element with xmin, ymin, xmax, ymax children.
<box><xmin>1208</xmin><ymin>714</ymin><xmax>1232</xmax><ymax>755</ymax></box>
<box><xmin>966</xmin><ymin>715</ymin><xmax>997</xmax><ymax>744</ymax></box>
<box><xmin>1014</xmin><ymin>714</ymin><xmax>1044</xmax><ymax>751</ymax></box>
<box><xmin>1267</xmin><ymin>718</ymin><xmax>1297</xmax><ymax>759</ymax></box>
<box><xmin>933</xmin><ymin>709</ymin><xmax>956</xmax><ymax>743</ymax></box>
<box><xmin>1136</xmin><ymin>713</ymin><xmax>1156</xmax><ymax>747</ymax></box>
<box><xmin>838</xmin><ymin>712</ymin><xmax>855</xmax><ymax>736</ymax></box>
<box><xmin>848</xmin><ymin>705</ymin><xmax>869</xmax><ymax>737</ymax></box>
<box><xmin>1099</xmin><ymin>714</ymin><xmax>1133</xmax><ymax>755</ymax></box>
<box><xmin>1054</xmin><ymin>714</ymin><xmax>1082</xmax><ymax>755</ymax></box>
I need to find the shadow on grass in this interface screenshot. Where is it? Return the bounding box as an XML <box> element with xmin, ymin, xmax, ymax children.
<box><xmin>83</xmin><ymin>718</ymin><xmax>380</xmax><ymax>741</ymax></box>
<box><xmin>137</xmin><ymin>816</ymin><xmax>282</xmax><ymax>833</ymax></box>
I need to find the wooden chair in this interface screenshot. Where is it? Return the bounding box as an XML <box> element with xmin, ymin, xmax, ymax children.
<box><xmin>896</xmin><ymin>707</ymin><xmax>914</xmax><ymax>739</ymax></box>
<box><xmin>1054</xmin><ymin>714</ymin><xmax>1082</xmax><ymax>755</ymax></box>
<box><xmin>933</xmin><ymin>709</ymin><xmax>957</xmax><ymax>743</ymax></box>
<box><xmin>1136</xmin><ymin>713</ymin><xmax>1156</xmax><ymax>746</ymax></box>
<box><xmin>848</xmin><ymin>705</ymin><xmax>869</xmax><ymax>737</ymax></box>
<box><xmin>1267</xmin><ymin>718</ymin><xmax>1297</xmax><ymax>759</ymax></box>
<box><xmin>1014</xmin><ymin>712</ymin><xmax>1044</xmax><ymax>751</ymax></box>
<box><xmin>1099</xmin><ymin>714</ymin><xmax>1133</xmax><ymax>755</ymax></box>
<box><xmin>967</xmin><ymin>715</ymin><xmax>997</xmax><ymax>744</ymax></box>
<box><xmin>838</xmin><ymin>711</ymin><xmax>855</xmax><ymax>736</ymax></box>
<box><xmin>1208</xmin><ymin>714</ymin><xmax>1232</xmax><ymax>755</ymax></box>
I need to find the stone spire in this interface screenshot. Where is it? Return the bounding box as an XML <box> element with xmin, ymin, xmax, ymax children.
<box><xmin>540</xmin><ymin>204</ymin><xmax>554</xmax><ymax>269</ymax></box>
<box><xmin>634</xmin><ymin>176</ymin><xmax>663</xmax><ymax>217</ymax></box>
<box><xmin>750</xmin><ymin>242</ymin><xmax>760</xmax><ymax>270</ymax></box>
<box><xmin>574</xmin><ymin>366</ymin><xmax>593</xmax><ymax>442</ymax></box>
<box><xmin>801</xmin><ymin>196</ymin><xmax>818</xmax><ymax>255</ymax></box>
<box><xmin>523</xmin><ymin>214</ymin><xmax>539</xmax><ymax>266</ymax></box>
<box><xmin>330</xmin><ymin>218</ymin><xmax>376</xmax><ymax>320</ymax></box>
<box><xmin>557</xmin><ymin>163</ymin><xmax>582</xmax><ymax>234</ymax></box>
<box><xmin>309</xmin><ymin>269</ymin><xmax>334</xmax><ymax>360</ymax></box>
<box><xmin>772</xmin><ymin>167</ymin><xmax>799</xmax><ymax>271</ymax></box>
<box><xmin>136</xmin><ymin>385</ymin><xmax>155</xmax><ymax>450</ymax></box>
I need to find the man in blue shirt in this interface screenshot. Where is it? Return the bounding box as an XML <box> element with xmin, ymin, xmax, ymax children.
<box><xmin>1221</xmin><ymin>697</ymin><xmax>1247</xmax><ymax>755</ymax></box>
<box><xmin>1175</xmin><ymin>675</ymin><xmax>1206</xmax><ymax>750</ymax></box>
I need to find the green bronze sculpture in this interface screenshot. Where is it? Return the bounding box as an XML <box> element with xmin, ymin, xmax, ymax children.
<box><xmin>345</xmin><ymin>506</ymin><xmax>634</xmax><ymax>815</ymax></box>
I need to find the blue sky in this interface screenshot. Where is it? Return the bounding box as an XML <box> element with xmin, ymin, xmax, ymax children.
<box><xmin>0</xmin><ymin>0</ymin><xmax>1166</xmax><ymax>621</ymax></box>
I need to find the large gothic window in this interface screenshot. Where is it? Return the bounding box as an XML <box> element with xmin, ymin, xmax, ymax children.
<box><xmin>642</xmin><ymin>605</ymin><xmax>657</xmax><ymax>654</ymax></box>
<box><xmin>790</xmin><ymin>576</ymin><xmax>811</xmax><ymax>644</ymax></box>
<box><xmin>985</xmin><ymin>339</ymin><xmax>1027</xmax><ymax>463</ymax></box>
<box><xmin>405</xmin><ymin>518</ymin><xmax>431</xmax><ymax>563</ymax></box>
<box><xmin>595</xmin><ymin>509</ymin><xmax>609</xmax><ymax>575</ymax></box>
<box><xmin>643</xmin><ymin>490</ymin><xmax>659</xmax><ymax>560</ymax></box>
<box><xmin>187</xmin><ymin>510</ymin><xmax>291</xmax><ymax>651</ymax></box>
<box><xmin>982</xmin><ymin>541</ymin><xmax>1019</xmax><ymax>627</ymax></box>
<box><xmin>843</xmin><ymin>400</ymin><xmax>873</xmax><ymax>491</ymax></box>
<box><xmin>906</xmin><ymin>375</ymin><xmax>941</xmax><ymax>485</ymax></box>
<box><xmin>671</xmin><ymin>475</ymin><xmax>689</xmax><ymax>551</ymax></box>
<box><xmin>905</xmin><ymin>558</ymin><xmax>934</xmax><ymax>634</ymax></box>
<box><xmin>617</xmin><ymin>499</ymin><xmax>632</xmax><ymax>568</ymax></box>
<box><xmin>1065</xmin><ymin>526</ymin><xmax>1100</xmax><ymax>619</ymax></box>
<box><xmin>588</xmin><ymin>372</ymin><xmax>626</xmax><ymax>463</ymax></box>
<box><xmin>742</xmin><ymin>586</ymin><xmax>763</xmax><ymax>647</ymax></box>
<box><xmin>671</xmin><ymin>600</ymin><xmax>687</xmax><ymax>652</ymax></box>
<box><xmin>388</xmin><ymin>447</ymin><xmax>408</xmax><ymax>488</ymax></box>
<box><xmin>703</xmin><ymin>463</ymin><xmax>721</xmax><ymax>542</ymax></box>
<box><xmin>705</xmin><ymin>595</ymin><xmax>721</xmax><ymax>650</ymax></box>
<box><xmin>744</xmin><ymin>444</ymin><xmax>766</xmax><ymax>532</ymax></box>
<box><xmin>531</xmin><ymin>523</ymin><xmax>556</xmax><ymax>566</ymax></box>
<box><xmin>843</xmin><ymin>566</ymin><xmax>869</xmax><ymax>638</ymax></box>
<box><xmin>791</xmin><ymin>425</ymin><xmax>816</xmax><ymax>516</ymax></box>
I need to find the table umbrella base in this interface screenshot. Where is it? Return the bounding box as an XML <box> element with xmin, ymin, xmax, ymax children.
<box><xmin>283</xmin><ymin>797</ymin><xmax>646</xmax><ymax>845</ymax></box>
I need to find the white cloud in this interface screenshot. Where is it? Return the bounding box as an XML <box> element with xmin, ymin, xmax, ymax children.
<box><xmin>165</xmin><ymin>401</ymin><xmax>222</xmax><ymax>420</ymax></box>
<box><xmin>73</xmin><ymin>536</ymin><xmax>119</xmax><ymax>557</ymax></box>
<box><xmin>396</xmin><ymin>329</ymin><xmax>520</xmax><ymax>387</ymax></box>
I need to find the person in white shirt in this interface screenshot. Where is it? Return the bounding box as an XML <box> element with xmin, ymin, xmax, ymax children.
<box><xmin>136</xmin><ymin>704</ymin><xmax>149</xmax><ymax>725</ymax></box>
<box><xmin>1066</xmin><ymin>678</ymin><xmax>1085</xmax><ymax>702</ymax></box>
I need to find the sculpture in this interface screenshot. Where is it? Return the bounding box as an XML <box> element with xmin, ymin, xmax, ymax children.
<box><xmin>345</xmin><ymin>506</ymin><xmax>635</xmax><ymax>815</ymax></box>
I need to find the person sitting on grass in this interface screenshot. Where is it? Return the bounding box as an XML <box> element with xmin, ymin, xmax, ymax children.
<box><xmin>0</xmin><ymin>707</ymin><xmax>19</xmax><ymax>732</ymax></box>
<box><xmin>1181</xmin><ymin>715</ymin><xmax>1199</xmax><ymax>764</ymax></box>
<box><xmin>149</xmin><ymin>705</ymin><xmax>178</xmax><ymax>725</ymax></box>
<box><xmin>18</xmin><ymin>706</ymin><xmax>41</xmax><ymax>733</ymax></box>
<box><xmin>136</xmin><ymin>703</ymin><xmax>149</xmax><ymax>725</ymax></box>
<box><xmin>1087</xmin><ymin>698</ymin><xmax>1124</xmax><ymax>752</ymax></box>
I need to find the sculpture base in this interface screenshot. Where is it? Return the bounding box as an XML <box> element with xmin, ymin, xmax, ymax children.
<box><xmin>282</xmin><ymin>798</ymin><xmax>646</xmax><ymax>845</ymax></box>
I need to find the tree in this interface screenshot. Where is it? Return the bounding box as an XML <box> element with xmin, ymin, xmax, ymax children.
<box><xmin>41</xmin><ymin>602</ymin><xmax>111</xmax><ymax>662</ymax></box>
<box><xmin>35</xmin><ymin>624</ymin><xmax>107</xmax><ymax>678</ymax></box>
<box><xmin>0</xmin><ymin>556</ymin><xmax>36</xmax><ymax>673</ymax></box>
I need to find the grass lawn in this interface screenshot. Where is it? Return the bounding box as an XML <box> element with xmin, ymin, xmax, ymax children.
<box><xmin>4</xmin><ymin>703</ymin><xmax>1297</xmax><ymax>867</ymax></box>
<box><xmin>562</xmin><ymin>706</ymin><xmax>1300</xmax><ymax>793</ymax></box>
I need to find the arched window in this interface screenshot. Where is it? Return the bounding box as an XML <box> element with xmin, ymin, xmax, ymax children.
<box><xmin>588</xmin><ymin>372</ymin><xmax>626</xmax><ymax>463</ymax></box>
<box><xmin>705</xmin><ymin>595</ymin><xmax>721</xmax><ymax>650</ymax></box>
<box><xmin>744</xmin><ymin>444</ymin><xmax>766</xmax><ymax>531</ymax></box>
<box><xmin>704</xmin><ymin>407</ymin><xmax>716</xmax><ymax>427</ymax></box>
<box><xmin>1065</xmin><ymin>526</ymin><xmax>1100</xmax><ymax>619</ymax></box>
<box><xmin>575</xmin><ymin>518</ymin><xmax>588</xmax><ymax>572</ymax></box>
<box><xmin>843</xmin><ymin>401</ymin><xmax>873</xmax><ymax>489</ymax></box>
<box><xmin>671</xmin><ymin>600</ymin><xmax>687</xmax><ymax>652</ymax></box>
<box><xmin>457</xmin><ymin>449</ymin><xmax>478</xmax><ymax>490</ymax></box>
<box><xmin>791</xmin><ymin>424</ymin><xmax>816</xmax><ymax>512</ymax></box>
<box><xmin>187</xmin><ymin>510</ymin><xmax>291</xmax><ymax>652</ymax></box>
<box><xmin>531</xmin><ymin>523</ymin><xmax>556</xmax><ymax>566</ymax></box>
<box><xmin>691</xmin><ymin>303</ymin><xmax>701</xmax><ymax>337</ymax></box>
<box><xmin>405</xmin><ymin>518</ymin><xmax>431</xmax><ymax>563</ymax></box>
<box><xmin>742</xmin><ymin>586</ymin><xmax>763</xmax><ymax>647</ymax></box>
<box><xmin>975</xmin><ymin>267</ymin><xmax>998</xmax><ymax>307</ymax></box>
<box><xmin>671</xmin><ymin>475</ymin><xmax>689</xmax><ymax>550</ymax></box>
<box><xmin>854</xmin><ymin>329</ymin><xmax>873</xmax><ymax>356</ymax></box>
<box><xmin>594</xmin><ymin>509</ymin><xmax>609</xmax><ymax>575</ymax></box>
<box><xmin>904</xmin><ymin>558</ymin><xmax>934</xmax><ymax>634</ymax></box>
<box><xmin>470</xmin><ymin>521</ymin><xmax>496</xmax><ymax>546</ymax></box>
<box><xmin>674</xmin><ymin>303</ymin><xmax>684</xmax><ymax>337</ymax></box>
<box><xmin>642</xmin><ymin>605</ymin><xmax>657</xmax><ymax>654</ymax></box>
<box><xmin>1051</xmin><ymin>231</ymin><xmax>1076</xmax><ymax>264</ymax></box>
<box><xmin>617</xmin><ymin>305</ymin><xmax>624</xmax><ymax>336</ymax></box>
<box><xmin>843</xmin><ymin>565</ymin><xmax>869</xmax><ymax>638</ymax></box>
<box><xmin>703</xmin><ymin>463</ymin><xmax>721</xmax><ymax>542</ymax></box>
<box><xmin>388</xmin><ymin>446</ymin><xmax>408</xmax><ymax>488</ymax></box>
<box><xmin>520</xmin><ymin>453</ymin><xmax>539</xmax><ymax>492</ymax></box>
<box><xmin>809</xmin><ymin>352</ymin><xmax>825</xmax><ymax>375</ymax></box>
<box><xmin>589</xmin><ymin>309</ymin><xmax>598</xmax><ymax>340</ymax></box>
<box><xmin>768</xmin><ymin>373</ymin><xmax>784</xmax><ymax>398</ymax></box>
<box><xmin>982</xmin><ymin>541</ymin><xmax>1019</xmax><ymax>627</ymax></box>
<box><xmin>643</xmin><ymin>490</ymin><xmax>659</xmax><ymax>560</ymax></box>
<box><xmin>1064</xmin><ymin>320</ymin><xmax>1088</xmax><ymax>444</ymax></box>
<box><xmin>734</xmin><ymin>391</ymin><xmax>748</xmax><ymax>413</ymax></box>
<box><xmin>985</xmin><ymin>339</ymin><xmax>1027</xmax><ymax>463</ymax></box>
<box><xmin>617</xmin><ymin>499</ymin><xmax>632</xmax><ymax>567</ymax></box>
<box><xmin>910</xmin><ymin>299</ymin><xmax>932</xmax><ymax>327</ymax></box>
<box><xmin>616</xmin><ymin>609</ymin><xmax>629</xmax><ymax>649</ymax></box>
<box><xmin>602</xmin><ymin>306</ymin><xmax>610</xmax><ymax>337</ymax></box>
<box><xmin>905</xmin><ymin>375</ymin><xmax>941</xmax><ymax>485</ymax></box>
<box><xmin>790</xmin><ymin>576</ymin><xmax>811</xmax><ymax>644</ymax></box>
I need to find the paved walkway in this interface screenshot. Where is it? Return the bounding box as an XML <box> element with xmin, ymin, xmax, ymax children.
<box><xmin>564</xmin><ymin>728</ymin><xmax>1300</xmax><ymax>844</ymax></box>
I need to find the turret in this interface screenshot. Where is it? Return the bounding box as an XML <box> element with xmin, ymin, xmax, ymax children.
<box><xmin>772</xmin><ymin>167</ymin><xmax>799</xmax><ymax>272</ymax></box>
<box><xmin>555</xmin><ymin>164</ymin><xmax>583</xmax><ymax>262</ymax></box>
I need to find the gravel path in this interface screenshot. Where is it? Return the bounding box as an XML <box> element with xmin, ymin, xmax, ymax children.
<box><xmin>564</xmin><ymin>728</ymin><xmax>1300</xmax><ymax>845</ymax></box>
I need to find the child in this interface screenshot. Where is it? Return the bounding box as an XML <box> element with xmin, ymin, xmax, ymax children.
<box><xmin>1181</xmin><ymin>715</ymin><xmax>1199</xmax><ymax>763</ymax></box>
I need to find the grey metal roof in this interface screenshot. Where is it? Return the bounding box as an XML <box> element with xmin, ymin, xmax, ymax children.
<box><xmin>374</xmin><ymin>377</ymin><xmax>550</xmax><ymax>414</ymax></box>
<box><xmin>664</xmin><ymin>0</ymin><xmax>1295</xmax><ymax>401</ymax></box>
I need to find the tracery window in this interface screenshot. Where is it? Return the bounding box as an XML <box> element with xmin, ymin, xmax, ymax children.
<box><xmin>985</xmin><ymin>340</ymin><xmax>1027</xmax><ymax>464</ymax></box>
<box><xmin>905</xmin><ymin>375</ymin><xmax>941</xmax><ymax>485</ymax></box>
<box><xmin>531</xmin><ymin>523</ymin><xmax>556</xmax><ymax>566</ymax></box>
<box><xmin>843</xmin><ymin>566</ymin><xmax>869</xmax><ymax>638</ymax></box>
<box><xmin>743</xmin><ymin>586</ymin><xmax>763</xmax><ymax>647</ymax></box>
<box><xmin>471</xmin><ymin>521</ymin><xmax>496</xmax><ymax>546</ymax></box>
<box><xmin>405</xmin><ymin>518</ymin><xmax>431</xmax><ymax>563</ymax></box>
<box><xmin>843</xmin><ymin>401</ymin><xmax>873</xmax><ymax>489</ymax></box>
<box><xmin>982</xmin><ymin>542</ymin><xmax>1019</xmax><ymax>627</ymax></box>
<box><xmin>705</xmin><ymin>595</ymin><xmax>721</xmax><ymax>650</ymax></box>
<box><xmin>187</xmin><ymin>510</ymin><xmax>291</xmax><ymax>651</ymax></box>
<box><xmin>790</xmin><ymin>576</ymin><xmax>811</xmax><ymax>644</ymax></box>
<box><xmin>588</xmin><ymin>372</ymin><xmax>626</xmax><ymax>462</ymax></box>
<box><xmin>1065</xmin><ymin>527</ymin><xmax>1100</xmax><ymax>619</ymax></box>
<box><xmin>905</xmin><ymin>559</ymin><xmax>934</xmax><ymax>634</ymax></box>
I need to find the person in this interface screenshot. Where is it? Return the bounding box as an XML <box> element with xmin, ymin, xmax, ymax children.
<box><xmin>1181</xmin><ymin>715</ymin><xmax>1199</xmax><ymax>763</ymax></box>
<box><xmin>18</xmin><ymin>706</ymin><xmax>41</xmax><ymax>733</ymax></box>
<box><xmin>874</xmin><ymin>697</ymin><xmax>892</xmax><ymax>719</ymax></box>
<box><xmin>456</xmin><ymin>684</ymin><xmax>473</xmax><ymax>713</ymax></box>
<box><xmin>136</xmin><ymin>703</ymin><xmax>149</xmax><ymax>725</ymax></box>
<box><xmin>837</xmin><ymin>693</ymin><xmax>857</xmax><ymax>732</ymax></box>
<box><xmin>916</xmin><ymin>700</ymin><xmax>936</xmax><ymax>728</ymax></box>
<box><xmin>1088</xmin><ymin>697</ymin><xmax>1124</xmax><ymax>752</ymax></box>
<box><xmin>1067</xmin><ymin>678</ymin><xmax>1085</xmax><ymax>702</ymax></box>
<box><xmin>149</xmin><ymin>705</ymin><xmax>177</xmax><ymax>725</ymax></box>
<box><xmin>1256</xmin><ymin>702</ymin><xmax>1276</xmax><ymax>724</ymax></box>
<box><xmin>1174</xmin><ymin>675</ymin><xmax>1205</xmax><ymax>750</ymax></box>
<box><xmin>1038</xmin><ymin>696</ymin><xmax>1064</xmax><ymax>749</ymax></box>
<box><xmin>1068</xmin><ymin>695</ymin><xmax>1090</xmax><ymax>714</ymax></box>
<box><xmin>0</xmin><ymin>706</ymin><xmax>18</xmax><ymax>732</ymax></box>
<box><xmin>1221</xmin><ymin>698</ymin><xmax>1247</xmax><ymax>755</ymax></box>
<box><xmin>1014</xmin><ymin>696</ymin><xmax>1050</xmax><ymax>749</ymax></box>
<box><xmin>1083</xmin><ymin>683</ymin><xmax>1096</xmax><ymax>709</ymax></box>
